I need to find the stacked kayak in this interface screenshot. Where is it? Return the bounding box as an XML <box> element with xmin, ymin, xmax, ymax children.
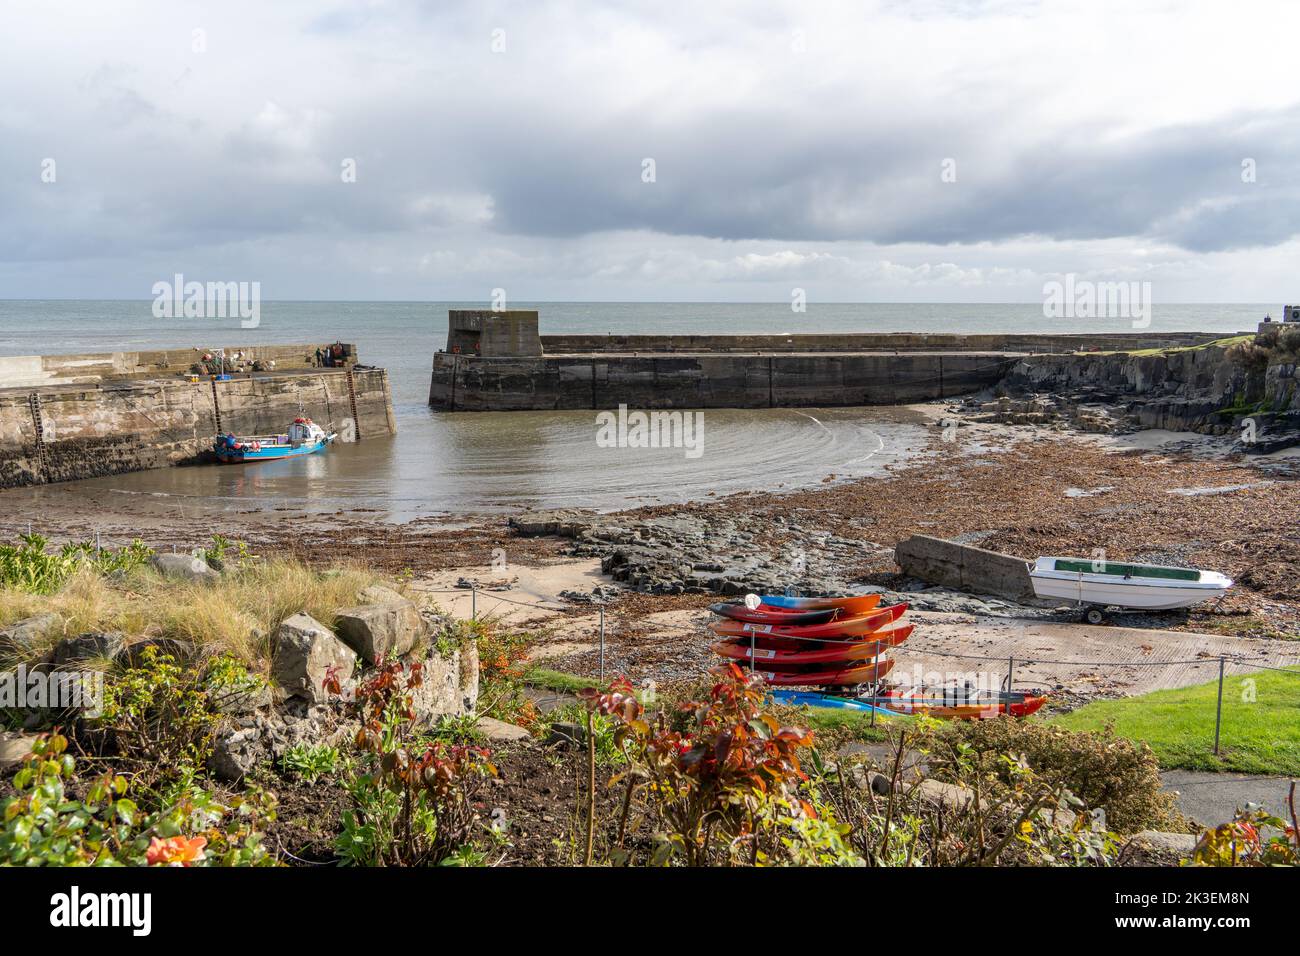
<box><xmin>708</xmin><ymin>594</ymin><xmax>907</xmax><ymax>688</ymax></box>
<box><xmin>711</xmin><ymin>592</ymin><xmax>1050</xmax><ymax>719</ymax></box>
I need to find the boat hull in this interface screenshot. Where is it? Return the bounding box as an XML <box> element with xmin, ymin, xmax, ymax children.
<box><xmin>215</xmin><ymin>438</ymin><xmax>331</xmax><ymax>463</ymax></box>
<box><xmin>757</xmin><ymin>658</ymin><xmax>894</xmax><ymax>687</ymax></box>
<box><xmin>709</xmin><ymin>603</ymin><xmax>907</xmax><ymax>641</ymax></box>
<box><xmin>880</xmin><ymin>688</ymin><xmax>1048</xmax><ymax>720</ymax></box>
<box><xmin>759</xmin><ymin>594</ymin><xmax>882</xmax><ymax>615</ymax></box>
<box><xmin>709</xmin><ymin>603</ymin><xmax>841</xmax><ymax>626</ymax></box>
<box><xmin>766</xmin><ymin>689</ymin><xmax>896</xmax><ymax>715</ymax></box>
<box><xmin>1029</xmin><ymin>567</ymin><xmax>1231</xmax><ymax>610</ymax></box>
<box><xmin>711</xmin><ymin>624</ymin><xmax>912</xmax><ymax>668</ymax></box>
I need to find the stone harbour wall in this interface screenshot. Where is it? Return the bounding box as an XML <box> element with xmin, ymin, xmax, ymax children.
<box><xmin>430</xmin><ymin>350</ymin><xmax>1022</xmax><ymax>410</ymax></box>
<box><xmin>0</xmin><ymin>365</ymin><xmax>396</xmax><ymax>489</ymax></box>
<box><xmin>429</xmin><ymin>314</ymin><xmax>1238</xmax><ymax>412</ymax></box>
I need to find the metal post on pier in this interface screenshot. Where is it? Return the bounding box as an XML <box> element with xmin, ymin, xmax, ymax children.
<box><xmin>870</xmin><ymin>639</ymin><xmax>879</xmax><ymax>728</ymax></box>
<box><xmin>599</xmin><ymin>605</ymin><xmax>606</xmax><ymax>685</ymax></box>
<box><xmin>1214</xmin><ymin>656</ymin><xmax>1226</xmax><ymax>755</ymax></box>
<box><xmin>471</xmin><ymin>585</ymin><xmax>477</xmax><ymax>620</ymax></box>
<box><xmin>749</xmin><ymin>629</ymin><xmax>756</xmax><ymax>675</ymax></box>
<box><xmin>1007</xmin><ymin>656</ymin><xmax>1015</xmax><ymax>716</ymax></box>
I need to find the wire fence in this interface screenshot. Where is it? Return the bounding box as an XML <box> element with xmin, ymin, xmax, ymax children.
<box><xmin>423</xmin><ymin>584</ymin><xmax>1300</xmax><ymax>759</ymax></box>
<box><xmin>8</xmin><ymin>524</ymin><xmax>1299</xmax><ymax>763</ymax></box>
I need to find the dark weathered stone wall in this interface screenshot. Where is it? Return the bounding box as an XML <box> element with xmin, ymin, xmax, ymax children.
<box><xmin>0</xmin><ymin>368</ymin><xmax>395</xmax><ymax>489</ymax></box>
<box><xmin>429</xmin><ymin>351</ymin><xmax>1020</xmax><ymax>410</ymax></box>
<box><xmin>539</xmin><ymin>331</ymin><xmax>1230</xmax><ymax>355</ymax></box>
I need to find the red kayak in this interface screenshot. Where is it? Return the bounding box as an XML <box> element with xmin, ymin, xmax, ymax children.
<box><xmin>757</xmin><ymin>658</ymin><xmax>895</xmax><ymax>687</ymax></box>
<box><xmin>711</xmin><ymin>624</ymin><xmax>913</xmax><ymax>669</ymax></box>
<box><xmin>709</xmin><ymin>603</ymin><xmax>840</xmax><ymax>626</ymax></box>
<box><xmin>709</xmin><ymin>603</ymin><xmax>907</xmax><ymax>641</ymax></box>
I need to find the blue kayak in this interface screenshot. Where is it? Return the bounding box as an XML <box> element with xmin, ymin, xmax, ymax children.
<box><xmin>766</xmin><ymin>689</ymin><xmax>896</xmax><ymax>716</ymax></box>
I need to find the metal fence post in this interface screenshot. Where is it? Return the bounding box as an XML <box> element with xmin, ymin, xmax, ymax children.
<box><xmin>471</xmin><ymin>585</ymin><xmax>477</xmax><ymax>620</ymax></box>
<box><xmin>1214</xmin><ymin>656</ymin><xmax>1226</xmax><ymax>756</ymax></box>
<box><xmin>599</xmin><ymin>605</ymin><xmax>606</xmax><ymax>685</ymax></box>
<box><xmin>1007</xmin><ymin>656</ymin><xmax>1015</xmax><ymax>715</ymax></box>
<box><xmin>749</xmin><ymin>628</ymin><xmax>756</xmax><ymax>675</ymax></box>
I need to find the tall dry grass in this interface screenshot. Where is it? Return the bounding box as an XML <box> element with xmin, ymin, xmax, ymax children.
<box><xmin>0</xmin><ymin>557</ymin><xmax>397</xmax><ymax>669</ymax></box>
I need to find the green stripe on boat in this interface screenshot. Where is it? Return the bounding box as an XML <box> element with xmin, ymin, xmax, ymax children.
<box><xmin>1052</xmin><ymin>559</ymin><xmax>1200</xmax><ymax>581</ymax></box>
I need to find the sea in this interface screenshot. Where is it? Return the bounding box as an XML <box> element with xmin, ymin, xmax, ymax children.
<box><xmin>0</xmin><ymin>301</ymin><xmax>1269</xmax><ymax>521</ymax></box>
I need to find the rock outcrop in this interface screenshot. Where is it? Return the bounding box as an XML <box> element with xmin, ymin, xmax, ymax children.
<box><xmin>271</xmin><ymin>613</ymin><xmax>357</xmax><ymax>705</ymax></box>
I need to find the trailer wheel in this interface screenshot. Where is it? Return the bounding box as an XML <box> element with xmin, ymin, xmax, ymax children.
<box><xmin>1084</xmin><ymin>606</ymin><xmax>1106</xmax><ymax>626</ymax></box>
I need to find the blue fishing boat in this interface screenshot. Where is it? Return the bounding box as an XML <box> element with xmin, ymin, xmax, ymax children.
<box><xmin>215</xmin><ymin>417</ymin><xmax>336</xmax><ymax>463</ymax></box>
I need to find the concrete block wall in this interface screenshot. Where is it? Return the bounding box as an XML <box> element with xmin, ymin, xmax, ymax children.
<box><xmin>446</xmin><ymin>311</ymin><xmax>542</xmax><ymax>357</ymax></box>
<box><xmin>894</xmin><ymin>534</ymin><xmax>1036</xmax><ymax>602</ymax></box>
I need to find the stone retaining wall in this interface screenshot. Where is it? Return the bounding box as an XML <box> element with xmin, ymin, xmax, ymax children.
<box><xmin>894</xmin><ymin>534</ymin><xmax>1036</xmax><ymax>602</ymax></box>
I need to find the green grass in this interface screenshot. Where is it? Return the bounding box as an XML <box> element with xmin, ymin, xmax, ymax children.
<box><xmin>1080</xmin><ymin>335</ymin><xmax>1256</xmax><ymax>358</ymax></box>
<box><xmin>523</xmin><ymin>667</ymin><xmax>601</xmax><ymax>694</ymax></box>
<box><xmin>1050</xmin><ymin>667</ymin><xmax>1300</xmax><ymax>775</ymax></box>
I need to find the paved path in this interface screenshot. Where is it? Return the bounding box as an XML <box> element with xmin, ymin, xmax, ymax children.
<box><xmin>894</xmin><ymin>611</ymin><xmax>1300</xmax><ymax>697</ymax></box>
<box><xmin>1161</xmin><ymin>771</ymin><xmax>1297</xmax><ymax>826</ymax></box>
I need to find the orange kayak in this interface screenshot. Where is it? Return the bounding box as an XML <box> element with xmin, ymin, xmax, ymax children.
<box><xmin>710</xmin><ymin>624</ymin><xmax>913</xmax><ymax>669</ymax></box>
<box><xmin>880</xmin><ymin>686</ymin><xmax>1048</xmax><ymax>720</ymax></box>
<box><xmin>709</xmin><ymin>604</ymin><xmax>907</xmax><ymax>641</ymax></box>
<box><xmin>756</xmin><ymin>658</ymin><xmax>895</xmax><ymax>687</ymax></box>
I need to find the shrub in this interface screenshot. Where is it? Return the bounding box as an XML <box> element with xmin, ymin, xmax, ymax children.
<box><xmin>0</xmin><ymin>733</ymin><xmax>275</xmax><ymax>866</ymax></box>
<box><xmin>818</xmin><ymin>725</ymin><xmax>1118</xmax><ymax>867</ymax></box>
<box><xmin>928</xmin><ymin>719</ymin><xmax>1179</xmax><ymax>834</ymax></box>
<box><xmin>0</xmin><ymin>534</ymin><xmax>152</xmax><ymax>595</ymax></box>
<box><xmin>333</xmin><ymin>659</ymin><xmax>497</xmax><ymax>866</ymax></box>
<box><xmin>90</xmin><ymin>647</ymin><xmax>263</xmax><ymax>790</ymax></box>
<box><xmin>1186</xmin><ymin>784</ymin><xmax>1298</xmax><ymax>867</ymax></box>
<box><xmin>582</xmin><ymin>664</ymin><xmax>819</xmax><ymax>866</ymax></box>
<box><xmin>471</xmin><ymin>620</ymin><xmax>538</xmax><ymax>728</ymax></box>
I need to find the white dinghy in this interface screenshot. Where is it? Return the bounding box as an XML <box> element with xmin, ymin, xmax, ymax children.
<box><xmin>1029</xmin><ymin>557</ymin><xmax>1232</xmax><ymax>623</ymax></box>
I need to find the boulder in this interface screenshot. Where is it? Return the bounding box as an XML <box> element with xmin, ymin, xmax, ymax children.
<box><xmin>408</xmin><ymin>649</ymin><xmax>468</xmax><ymax>726</ymax></box>
<box><xmin>1126</xmin><ymin>830</ymin><xmax>1197</xmax><ymax>854</ymax></box>
<box><xmin>359</xmin><ymin>584</ymin><xmax>407</xmax><ymax>605</ymax></box>
<box><xmin>0</xmin><ymin>613</ymin><xmax>60</xmax><ymax>662</ymax></box>
<box><xmin>0</xmin><ymin>732</ymin><xmax>38</xmax><ymax>771</ymax></box>
<box><xmin>272</xmin><ymin>613</ymin><xmax>357</xmax><ymax>704</ymax></box>
<box><xmin>149</xmin><ymin>552</ymin><xmax>221</xmax><ymax>584</ymax></box>
<box><xmin>50</xmin><ymin>631</ymin><xmax>125</xmax><ymax>668</ymax></box>
<box><xmin>209</xmin><ymin>726</ymin><xmax>266</xmax><ymax>782</ymax></box>
<box><xmin>476</xmin><ymin>716</ymin><xmax>532</xmax><ymax>743</ymax></box>
<box><xmin>334</xmin><ymin>601</ymin><xmax>423</xmax><ymax>664</ymax></box>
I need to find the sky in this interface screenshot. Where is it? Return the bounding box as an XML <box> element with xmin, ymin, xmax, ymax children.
<box><xmin>1</xmin><ymin>0</ymin><xmax>1298</xmax><ymax>303</ymax></box>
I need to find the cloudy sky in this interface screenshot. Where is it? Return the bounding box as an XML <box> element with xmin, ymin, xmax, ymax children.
<box><xmin>2</xmin><ymin>0</ymin><xmax>1298</xmax><ymax>302</ymax></box>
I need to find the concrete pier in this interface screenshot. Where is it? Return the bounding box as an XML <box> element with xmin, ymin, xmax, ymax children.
<box><xmin>0</xmin><ymin>344</ymin><xmax>396</xmax><ymax>488</ymax></box>
<box><xmin>428</xmin><ymin>310</ymin><xmax>1232</xmax><ymax>411</ymax></box>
